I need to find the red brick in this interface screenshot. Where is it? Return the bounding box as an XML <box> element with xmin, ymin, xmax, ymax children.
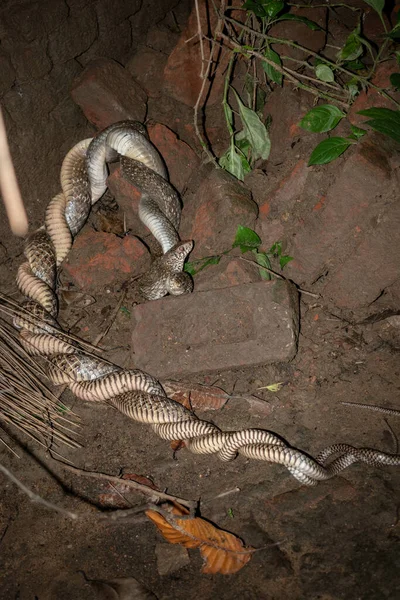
<box><xmin>180</xmin><ymin>166</ymin><xmax>258</xmax><ymax>259</ymax></box>
<box><xmin>126</xmin><ymin>47</ymin><xmax>167</xmax><ymax>98</ymax></box>
<box><xmin>63</xmin><ymin>229</ymin><xmax>150</xmax><ymax>290</ymax></box>
<box><xmin>147</xmin><ymin>123</ymin><xmax>200</xmax><ymax>193</ymax></box>
<box><xmin>194</xmin><ymin>257</ymin><xmax>261</xmax><ymax>292</ymax></box>
<box><xmin>284</xmin><ymin>137</ymin><xmax>395</xmax><ymax>285</ymax></box>
<box><xmin>163</xmin><ymin>0</ymin><xmax>243</xmax><ymax>107</ymax></box>
<box><xmin>323</xmin><ymin>202</ymin><xmax>400</xmax><ymax>309</ymax></box>
<box><xmin>131</xmin><ymin>280</ymin><xmax>299</xmax><ymax>378</ymax></box>
<box><xmin>71</xmin><ymin>58</ymin><xmax>147</xmax><ymax>130</ymax></box>
<box><xmin>269</xmin><ymin>7</ymin><xmax>327</xmax><ymax>61</ymax></box>
<box><xmin>348</xmin><ymin>61</ymin><xmax>400</xmax><ymax>128</ymax></box>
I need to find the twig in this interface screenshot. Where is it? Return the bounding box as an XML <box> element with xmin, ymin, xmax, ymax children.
<box><xmin>384</xmin><ymin>418</ymin><xmax>399</xmax><ymax>454</ymax></box>
<box><xmin>57</xmin><ymin>462</ymin><xmax>197</xmax><ymax>510</ymax></box>
<box><xmin>217</xmin><ymin>32</ymin><xmax>350</xmax><ymax>108</ymax></box>
<box><xmin>236</xmin><ymin>256</ymin><xmax>320</xmax><ymax>298</ymax></box>
<box><xmin>194</xmin><ymin>0</ymin><xmax>206</xmax><ymax>78</ymax></box>
<box><xmin>0</xmin><ymin>463</ymin><xmax>78</xmax><ymax>520</ymax></box>
<box><xmin>93</xmin><ymin>288</ymin><xmax>127</xmax><ymax>347</ymax></box>
<box><xmin>0</xmin><ymin>107</ymin><xmax>28</xmax><ymax>237</ymax></box>
<box><xmin>192</xmin><ymin>0</ymin><xmax>225</xmax><ymax>164</ymax></box>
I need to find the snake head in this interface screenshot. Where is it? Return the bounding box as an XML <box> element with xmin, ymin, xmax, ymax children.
<box><xmin>166</xmin><ymin>271</ymin><xmax>194</xmax><ymax>296</ymax></box>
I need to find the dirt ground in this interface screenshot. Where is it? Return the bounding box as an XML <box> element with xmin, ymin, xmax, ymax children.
<box><xmin>1</xmin><ymin>247</ymin><xmax>400</xmax><ymax>599</ymax></box>
<box><xmin>1</xmin><ymin>2</ymin><xmax>400</xmax><ymax>599</ymax></box>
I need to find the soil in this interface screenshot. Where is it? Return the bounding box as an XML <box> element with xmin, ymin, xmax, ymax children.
<box><xmin>1</xmin><ymin>2</ymin><xmax>400</xmax><ymax>600</ymax></box>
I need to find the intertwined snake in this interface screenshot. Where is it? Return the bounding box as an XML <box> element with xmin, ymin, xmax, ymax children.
<box><xmin>13</xmin><ymin>121</ymin><xmax>400</xmax><ymax>486</ymax></box>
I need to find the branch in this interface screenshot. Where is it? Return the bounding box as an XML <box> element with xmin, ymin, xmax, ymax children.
<box><xmin>58</xmin><ymin>462</ymin><xmax>197</xmax><ymax>511</ymax></box>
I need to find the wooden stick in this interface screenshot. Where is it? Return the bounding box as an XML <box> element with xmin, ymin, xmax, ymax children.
<box><xmin>0</xmin><ymin>107</ymin><xmax>28</xmax><ymax>237</ymax></box>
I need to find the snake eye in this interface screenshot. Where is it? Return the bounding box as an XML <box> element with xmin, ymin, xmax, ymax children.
<box><xmin>167</xmin><ymin>272</ymin><xmax>194</xmax><ymax>296</ymax></box>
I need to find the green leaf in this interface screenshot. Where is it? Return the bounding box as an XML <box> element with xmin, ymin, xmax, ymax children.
<box><xmin>299</xmin><ymin>104</ymin><xmax>345</xmax><ymax>133</ymax></box>
<box><xmin>339</xmin><ymin>30</ymin><xmax>363</xmax><ymax>62</ymax></box>
<box><xmin>396</xmin><ymin>51</ymin><xmax>400</xmax><ymax>66</ymax></box>
<box><xmin>264</xmin><ymin>0</ymin><xmax>285</xmax><ymax>19</ymax></box>
<box><xmin>232</xmin><ymin>226</ymin><xmax>261</xmax><ymax>253</ymax></box>
<box><xmin>219</xmin><ymin>143</ymin><xmax>247</xmax><ymax>181</ymax></box>
<box><xmin>344</xmin><ymin>59</ymin><xmax>365</xmax><ymax>70</ymax></box>
<box><xmin>346</xmin><ymin>77</ymin><xmax>360</xmax><ymax>99</ymax></box>
<box><xmin>184</xmin><ymin>255</ymin><xmax>221</xmax><ymax>277</ymax></box>
<box><xmin>363</xmin><ymin>0</ymin><xmax>385</xmax><ymax>16</ymax></box>
<box><xmin>275</xmin><ymin>13</ymin><xmax>322</xmax><ymax>30</ymax></box>
<box><xmin>261</xmin><ymin>47</ymin><xmax>283</xmax><ymax>86</ymax></box>
<box><xmin>350</xmin><ymin>124</ymin><xmax>367</xmax><ymax>139</ymax></box>
<box><xmin>315</xmin><ymin>64</ymin><xmax>335</xmax><ymax>83</ymax></box>
<box><xmin>357</xmin><ymin>107</ymin><xmax>400</xmax><ymax>122</ymax></box>
<box><xmin>390</xmin><ymin>73</ymin><xmax>400</xmax><ymax>90</ymax></box>
<box><xmin>360</xmin><ymin>119</ymin><xmax>400</xmax><ymax>144</ymax></box>
<box><xmin>279</xmin><ymin>255</ymin><xmax>294</xmax><ymax>269</ymax></box>
<box><xmin>269</xmin><ymin>241</ymin><xmax>282</xmax><ymax>256</ymax></box>
<box><xmin>253</xmin><ymin>250</ymin><xmax>272</xmax><ymax>280</ymax></box>
<box><xmin>232</xmin><ymin>89</ymin><xmax>271</xmax><ymax>161</ymax></box>
<box><xmin>308</xmin><ymin>137</ymin><xmax>352</xmax><ymax>165</ymax></box>
<box><xmin>242</xmin><ymin>0</ymin><xmax>266</xmax><ymax>18</ymax></box>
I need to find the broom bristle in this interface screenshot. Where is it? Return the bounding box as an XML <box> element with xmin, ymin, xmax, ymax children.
<box><xmin>0</xmin><ymin>294</ymin><xmax>82</xmax><ymax>456</ymax></box>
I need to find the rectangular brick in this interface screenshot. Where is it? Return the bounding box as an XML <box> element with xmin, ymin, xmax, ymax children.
<box><xmin>131</xmin><ymin>280</ymin><xmax>299</xmax><ymax>378</ymax></box>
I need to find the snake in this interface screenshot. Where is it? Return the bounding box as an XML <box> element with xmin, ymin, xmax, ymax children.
<box><xmin>12</xmin><ymin>120</ymin><xmax>400</xmax><ymax>486</ymax></box>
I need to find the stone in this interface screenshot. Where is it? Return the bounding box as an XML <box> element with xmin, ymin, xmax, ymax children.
<box><xmin>63</xmin><ymin>230</ymin><xmax>150</xmax><ymax>290</ymax></box>
<box><xmin>180</xmin><ymin>166</ymin><xmax>258</xmax><ymax>260</ymax></box>
<box><xmin>263</xmin><ymin>86</ymin><xmax>315</xmax><ymax>162</ymax></box>
<box><xmin>146</xmin><ymin>27</ymin><xmax>180</xmax><ymax>54</ymax></box>
<box><xmin>269</xmin><ymin>7</ymin><xmax>327</xmax><ymax>62</ymax></box>
<box><xmin>126</xmin><ymin>47</ymin><xmax>168</xmax><ymax>98</ymax></box>
<box><xmin>71</xmin><ymin>58</ymin><xmax>147</xmax><ymax>130</ymax></box>
<box><xmin>163</xmin><ymin>0</ymin><xmax>243</xmax><ymax>107</ymax></box>
<box><xmin>284</xmin><ymin>135</ymin><xmax>398</xmax><ymax>286</ymax></box>
<box><xmin>194</xmin><ymin>257</ymin><xmax>261</xmax><ymax>292</ymax></box>
<box><xmin>131</xmin><ymin>280</ymin><xmax>299</xmax><ymax>378</ymax></box>
<box><xmin>322</xmin><ymin>201</ymin><xmax>400</xmax><ymax>309</ymax></box>
<box><xmin>258</xmin><ymin>159</ymin><xmax>309</xmax><ymax>219</ymax></box>
<box><xmin>147</xmin><ymin>123</ymin><xmax>200</xmax><ymax>193</ymax></box>
<box><xmin>155</xmin><ymin>543</ymin><xmax>190</xmax><ymax>576</ymax></box>
<box><xmin>348</xmin><ymin>61</ymin><xmax>400</xmax><ymax>128</ymax></box>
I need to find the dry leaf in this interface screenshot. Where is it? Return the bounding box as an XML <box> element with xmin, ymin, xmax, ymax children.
<box><xmin>257</xmin><ymin>382</ymin><xmax>285</xmax><ymax>392</ymax></box>
<box><xmin>89</xmin><ymin>576</ymin><xmax>157</xmax><ymax>599</ymax></box>
<box><xmin>146</xmin><ymin>502</ymin><xmax>254</xmax><ymax>574</ymax></box>
<box><xmin>163</xmin><ymin>381</ymin><xmax>229</xmax><ymax>411</ymax></box>
<box><xmin>59</xmin><ymin>290</ymin><xmax>96</xmax><ymax>308</ymax></box>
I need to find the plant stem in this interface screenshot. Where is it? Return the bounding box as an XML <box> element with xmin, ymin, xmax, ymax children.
<box><xmin>218</xmin><ymin>33</ymin><xmax>350</xmax><ymax>108</ymax></box>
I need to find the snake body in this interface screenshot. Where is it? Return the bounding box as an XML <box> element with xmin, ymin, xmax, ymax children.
<box><xmin>13</xmin><ymin>121</ymin><xmax>400</xmax><ymax>486</ymax></box>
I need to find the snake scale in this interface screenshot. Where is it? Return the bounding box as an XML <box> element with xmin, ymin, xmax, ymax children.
<box><xmin>13</xmin><ymin>120</ymin><xmax>400</xmax><ymax>486</ymax></box>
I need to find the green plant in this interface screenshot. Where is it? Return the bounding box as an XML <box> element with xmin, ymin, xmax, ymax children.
<box><xmin>184</xmin><ymin>225</ymin><xmax>293</xmax><ymax>280</ymax></box>
<box><xmin>194</xmin><ymin>0</ymin><xmax>400</xmax><ymax>176</ymax></box>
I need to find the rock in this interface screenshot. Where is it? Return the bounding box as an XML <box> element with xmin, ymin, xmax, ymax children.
<box><xmin>263</xmin><ymin>86</ymin><xmax>315</xmax><ymax>162</ymax></box>
<box><xmin>348</xmin><ymin>61</ymin><xmax>400</xmax><ymax>127</ymax></box>
<box><xmin>0</xmin><ymin>50</ymin><xmax>15</xmax><ymax>95</ymax></box>
<box><xmin>1</xmin><ymin>39</ymin><xmax>51</xmax><ymax>81</ymax></box>
<box><xmin>163</xmin><ymin>0</ymin><xmax>243</xmax><ymax>107</ymax></box>
<box><xmin>78</xmin><ymin>20</ymin><xmax>133</xmax><ymax>67</ymax></box>
<box><xmin>194</xmin><ymin>257</ymin><xmax>261</xmax><ymax>292</ymax></box>
<box><xmin>131</xmin><ymin>280</ymin><xmax>299</xmax><ymax>378</ymax></box>
<box><xmin>71</xmin><ymin>58</ymin><xmax>147</xmax><ymax>130</ymax></box>
<box><xmin>147</xmin><ymin>123</ymin><xmax>200</xmax><ymax>193</ymax></box>
<box><xmin>284</xmin><ymin>135</ymin><xmax>398</xmax><ymax>287</ymax></box>
<box><xmin>258</xmin><ymin>159</ymin><xmax>309</xmax><ymax>219</ymax></box>
<box><xmin>269</xmin><ymin>6</ymin><xmax>327</xmax><ymax>62</ymax></box>
<box><xmin>63</xmin><ymin>230</ymin><xmax>150</xmax><ymax>290</ymax></box>
<box><xmin>126</xmin><ymin>47</ymin><xmax>168</xmax><ymax>98</ymax></box>
<box><xmin>146</xmin><ymin>27</ymin><xmax>180</xmax><ymax>54</ymax></box>
<box><xmin>322</xmin><ymin>201</ymin><xmax>400</xmax><ymax>309</ymax></box>
<box><xmin>180</xmin><ymin>166</ymin><xmax>258</xmax><ymax>260</ymax></box>
<box><xmin>155</xmin><ymin>543</ymin><xmax>190</xmax><ymax>576</ymax></box>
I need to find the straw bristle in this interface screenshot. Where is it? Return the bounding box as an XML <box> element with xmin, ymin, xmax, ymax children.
<box><xmin>0</xmin><ymin>296</ymin><xmax>82</xmax><ymax>455</ymax></box>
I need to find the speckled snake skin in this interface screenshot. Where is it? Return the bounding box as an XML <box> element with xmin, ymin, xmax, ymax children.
<box><xmin>14</xmin><ymin>121</ymin><xmax>400</xmax><ymax>486</ymax></box>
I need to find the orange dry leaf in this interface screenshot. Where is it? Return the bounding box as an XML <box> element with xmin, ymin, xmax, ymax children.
<box><xmin>146</xmin><ymin>502</ymin><xmax>254</xmax><ymax>574</ymax></box>
<box><xmin>163</xmin><ymin>381</ymin><xmax>229</xmax><ymax>411</ymax></box>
